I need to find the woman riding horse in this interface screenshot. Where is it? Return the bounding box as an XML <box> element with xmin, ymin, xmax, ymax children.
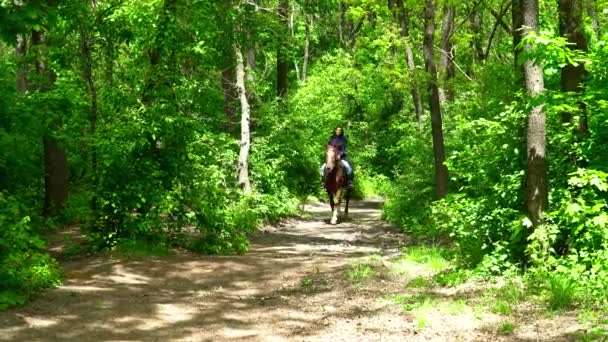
<box><xmin>322</xmin><ymin>126</ymin><xmax>352</xmax><ymax>224</ymax></box>
<box><xmin>321</xmin><ymin>126</ymin><xmax>353</xmax><ymax>188</ymax></box>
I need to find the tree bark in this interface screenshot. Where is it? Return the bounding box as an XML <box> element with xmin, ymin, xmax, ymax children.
<box><xmin>470</xmin><ymin>11</ymin><xmax>485</xmax><ymax>61</ymax></box>
<box><xmin>559</xmin><ymin>0</ymin><xmax>588</xmax><ymax>133</ymax></box>
<box><xmin>32</xmin><ymin>29</ymin><xmax>69</xmax><ymax>216</ymax></box>
<box><xmin>521</xmin><ymin>0</ymin><xmax>547</xmax><ymax>227</ymax></box>
<box><xmin>302</xmin><ymin>14</ymin><xmax>311</xmax><ymax>83</ymax></box>
<box><xmin>80</xmin><ymin>20</ymin><xmax>98</xmax><ymax>177</ymax></box>
<box><xmin>277</xmin><ymin>0</ymin><xmax>289</xmax><ymax>99</ymax></box>
<box><xmin>423</xmin><ymin>0</ymin><xmax>448</xmax><ymax>199</ymax></box>
<box><xmin>235</xmin><ymin>46</ymin><xmax>252</xmax><ymax>193</ymax></box>
<box><xmin>438</xmin><ymin>5</ymin><xmax>456</xmax><ymax>102</ymax></box>
<box><xmin>586</xmin><ymin>0</ymin><xmax>600</xmax><ymax>39</ymax></box>
<box><xmin>512</xmin><ymin>0</ymin><xmax>524</xmax><ymax>68</ymax></box>
<box><xmin>394</xmin><ymin>0</ymin><xmax>424</xmax><ymax>124</ymax></box>
<box><xmin>16</xmin><ymin>34</ymin><xmax>28</xmax><ymax>93</ymax></box>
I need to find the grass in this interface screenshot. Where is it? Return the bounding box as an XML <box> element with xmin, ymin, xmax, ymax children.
<box><xmin>391</xmin><ymin>246</ymin><xmax>452</xmax><ymax>275</ymax></box>
<box><xmin>347</xmin><ymin>262</ymin><xmax>373</xmax><ymax>283</ymax></box>
<box><xmin>548</xmin><ymin>274</ymin><xmax>578</xmax><ymax>311</ymax></box>
<box><xmin>492</xmin><ymin>300</ymin><xmax>513</xmax><ymax>315</ymax></box>
<box><xmin>498</xmin><ymin>320</ymin><xmax>515</xmax><ymax>335</ymax></box>
<box><xmin>113</xmin><ymin>239</ymin><xmax>170</xmax><ymax>257</ymax></box>
<box><xmin>407</xmin><ymin>276</ymin><xmax>432</xmax><ymax>288</ymax></box>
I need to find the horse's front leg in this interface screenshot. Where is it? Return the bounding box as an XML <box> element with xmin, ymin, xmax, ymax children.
<box><xmin>330</xmin><ymin>189</ymin><xmax>341</xmax><ymax>225</ymax></box>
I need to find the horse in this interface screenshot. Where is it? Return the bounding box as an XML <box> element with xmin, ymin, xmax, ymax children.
<box><xmin>323</xmin><ymin>144</ymin><xmax>350</xmax><ymax>224</ymax></box>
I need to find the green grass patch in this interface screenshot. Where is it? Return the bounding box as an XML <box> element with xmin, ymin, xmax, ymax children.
<box><xmin>491</xmin><ymin>300</ymin><xmax>513</xmax><ymax>315</ymax></box>
<box><xmin>113</xmin><ymin>239</ymin><xmax>170</xmax><ymax>257</ymax></box>
<box><xmin>548</xmin><ymin>274</ymin><xmax>578</xmax><ymax>311</ymax></box>
<box><xmin>391</xmin><ymin>246</ymin><xmax>452</xmax><ymax>275</ymax></box>
<box><xmin>434</xmin><ymin>268</ymin><xmax>471</xmax><ymax>287</ymax></box>
<box><xmin>498</xmin><ymin>320</ymin><xmax>515</xmax><ymax>335</ymax></box>
<box><xmin>407</xmin><ymin>276</ymin><xmax>432</xmax><ymax>288</ymax></box>
<box><xmin>347</xmin><ymin>262</ymin><xmax>373</xmax><ymax>283</ymax></box>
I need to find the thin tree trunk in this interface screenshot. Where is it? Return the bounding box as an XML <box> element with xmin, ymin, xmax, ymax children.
<box><xmin>439</xmin><ymin>5</ymin><xmax>456</xmax><ymax>102</ymax></box>
<box><xmin>235</xmin><ymin>46</ymin><xmax>252</xmax><ymax>193</ymax></box>
<box><xmin>512</xmin><ymin>0</ymin><xmax>524</xmax><ymax>68</ymax></box>
<box><xmin>470</xmin><ymin>11</ymin><xmax>485</xmax><ymax>61</ymax></box>
<box><xmin>394</xmin><ymin>0</ymin><xmax>424</xmax><ymax>124</ymax></box>
<box><xmin>424</xmin><ymin>0</ymin><xmax>448</xmax><ymax>199</ymax></box>
<box><xmin>521</xmin><ymin>0</ymin><xmax>547</xmax><ymax>227</ymax></box>
<box><xmin>490</xmin><ymin>7</ymin><xmax>512</xmax><ymax>34</ymax></box>
<box><xmin>485</xmin><ymin>3</ymin><xmax>510</xmax><ymax>60</ymax></box>
<box><xmin>80</xmin><ymin>21</ymin><xmax>98</xmax><ymax>177</ymax></box>
<box><xmin>277</xmin><ymin>0</ymin><xmax>289</xmax><ymax>99</ymax></box>
<box><xmin>559</xmin><ymin>0</ymin><xmax>588</xmax><ymax>133</ymax></box>
<box><xmin>32</xmin><ymin>29</ymin><xmax>69</xmax><ymax>216</ymax></box>
<box><xmin>586</xmin><ymin>0</ymin><xmax>600</xmax><ymax>39</ymax></box>
<box><xmin>302</xmin><ymin>14</ymin><xmax>311</xmax><ymax>83</ymax></box>
<box><xmin>16</xmin><ymin>34</ymin><xmax>27</xmax><ymax>93</ymax></box>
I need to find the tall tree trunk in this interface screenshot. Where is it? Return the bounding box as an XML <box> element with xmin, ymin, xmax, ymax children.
<box><xmin>423</xmin><ymin>0</ymin><xmax>448</xmax><ymax>199</ymax></box>
<box><xmin>586</xmin><ymin>0</ymin><xmax>600</xmax><ymax>39</ymax></box>
<box><xmin>394</xmin><ymin>0</ymin><xmax>424</xmax><ymax>124</ymax></box>
<box><xmin>80</xmin><ymin>20</ymin><xmax>98</xmax><ymax>177</ymax></box>
<box><xmin>16</xmin><ymin>34</ymin><xmax>27</xmax><ymax>93</ymax></box>
<box><xmin>438</xmin><ymin>5</ymin><xmax>456</xmax><ymax>102</ymax></box>
<box><xmin>32</xmin><ymin>29</ymin><xmax>69</xmax><ymax>216</ymax></box>
<box><xmin>559</xmin><ymin>0</ymin><xmax>588</xmax><ymax>133</ymax></box>
<box><xmin>235</xmin><ymin>46</ymin><xmax>252</xmax><ymax>193</ymax></box>
<box><xmin>470</xmin><ymin>11</ymin><xmax>485</xmax><ymax>61</ymax></box>
<box><xmin>521</xmin><ymin>0</ymin><xmax>547</xmax><ymax>227</ymax></box>
<box><xmin>277</xmin><ymin>0</ymin><xmax>289</xmax><ymax>99</ymax></box>
<box><xmin>302</xmin><ymin>14</ymin><xmax>312</xmax><ymax>83</ymax></box>
<box><xmin>512</xmin><ymin>0</ymin><xmax>524</xmax><ymax>68</ymax></box>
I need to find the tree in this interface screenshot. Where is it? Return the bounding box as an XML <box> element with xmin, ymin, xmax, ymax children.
<box><xmin>520</xmin><ymin>0</ymin><xmax>547</xmax><ymax>226</ymax></box>
<box><xmin>392</xmin><ymin>0</ymin><xmax>424</xmax><ymax>124</ymax></box>
<box><xmin>277</xmin><ymin>0</ymin><xmax>289</xmax><ymax>99</ymax></box>
<box><xmin>438</xmin><ymin>4</ymin><xmax>456</xmax><ymax>101</ymax></box>
<box><xmin>423</xmin><ymin>0</ymin><xmax>448</xmax><ymax>199</ymax></box>
<box><xmin>559</xmin><ymin>0</ymin><xmax>588</xmax><ymax>133</ymax></box>
<box><xmin>235</xmin><ymin>44</ymin><xmax>252</xmax><ymax>193</ymax></box>
<box><xmin>31</xmin><ymin>29</ymin><xmax>69</xmax><ymax>216</ymax></box>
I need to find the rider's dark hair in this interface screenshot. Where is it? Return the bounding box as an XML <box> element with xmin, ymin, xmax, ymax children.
<box><xmin>334</xmin><ymin>126</ymin><xmax>344</xmax><ymax>136</ymax></box>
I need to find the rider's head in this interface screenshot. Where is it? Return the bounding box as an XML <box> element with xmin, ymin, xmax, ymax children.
<box><xmin>335</xmin><ymin>126</ymin><xmax>344</xmax><ymax>136</ymax></box>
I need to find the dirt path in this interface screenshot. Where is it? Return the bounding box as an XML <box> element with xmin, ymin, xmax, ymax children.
<box><xmin>0</xmin><ymin>200</ymin><xmax>405</xmax><ymax>341</ymax></box>
<box><xmin>0</xmin><ymin>200</ymin><xmax>593</xmax><ymax>341</ymax></box>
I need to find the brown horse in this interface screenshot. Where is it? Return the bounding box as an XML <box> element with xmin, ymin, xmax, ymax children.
<box><xmin>323</xmin><ymin>144</ymin><xmax>350</xmax><ymax>224</ymax></box>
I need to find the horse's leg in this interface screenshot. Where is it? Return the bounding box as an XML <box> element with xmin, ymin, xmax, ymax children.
<box><xmin>331</xmin><ymin>188</ymin><xmax>341</xmax><ymax>224</ymax></box>
<box><xmin>344</xmin><ymin>188</ymin><xmax>350</xmax><ymax>219</ymax></box>
<box><xmin>328</xmin><ymin>191</ymin><xmax>335</xmax><ymax>211</ymax></box>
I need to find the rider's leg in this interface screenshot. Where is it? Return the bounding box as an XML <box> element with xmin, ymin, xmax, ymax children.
<box><xmin>340</xmin><ymin>160</ymin><xmax>354</xmax><ymax>187</ymax></box>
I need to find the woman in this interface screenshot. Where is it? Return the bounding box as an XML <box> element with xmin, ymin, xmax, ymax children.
<box><xmin>321</xmin><ymin>126</ymin><xmax>354</xmax><ymax>187</ymax></box>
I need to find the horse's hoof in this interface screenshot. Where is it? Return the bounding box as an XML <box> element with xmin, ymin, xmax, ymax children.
<box><xmin>330</xmin><ymin>219</ymin><xmax>338</xmax><ymax>225</ymax></box>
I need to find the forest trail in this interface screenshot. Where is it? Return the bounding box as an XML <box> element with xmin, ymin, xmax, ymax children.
<box><xmin>0</xmin><ymin>200</ymin><xmax>584</xmax><ymax>341</ymax></box>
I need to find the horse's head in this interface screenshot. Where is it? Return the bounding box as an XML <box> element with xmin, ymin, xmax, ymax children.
<box><xmin>325</xmin><ymin>144</ymin><xmax>339</xmax><ymax>173</ymax></box>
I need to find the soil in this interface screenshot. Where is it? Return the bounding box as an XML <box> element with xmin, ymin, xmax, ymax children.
<box><xmin>0</xmin><ymin>199</ymin><xmax>595</xmax><ymax>341</ymax></box>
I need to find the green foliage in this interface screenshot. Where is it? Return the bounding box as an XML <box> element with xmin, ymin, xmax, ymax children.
<box><xmin>0</xmin><ymin>193</ymin><xmax>62</xmax><ymax>310</ymax></box>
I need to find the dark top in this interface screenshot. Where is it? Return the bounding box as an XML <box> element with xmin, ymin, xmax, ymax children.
<box><xmin>328</xmin><ymin>135</ymin><xmax>347</xmax><ymax>159</ymax></box>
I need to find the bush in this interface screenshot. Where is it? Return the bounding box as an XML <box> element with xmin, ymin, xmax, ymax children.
<box><xmin>0</xmin><ymin>193</ymin><xmax>62</xmax><ymax>310</ymax></box>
